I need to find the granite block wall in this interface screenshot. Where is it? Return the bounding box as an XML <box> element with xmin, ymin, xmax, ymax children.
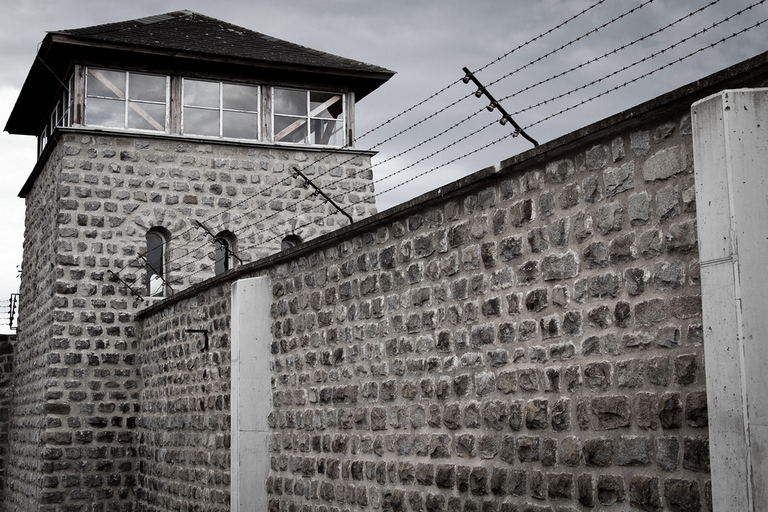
<box><xmin>262</xmin><ymin>111</ymin><xmax>709</xmax><ymax>511</ymax></box>
<box><xmin>136</xmin><ymin>281</ymin><xmax>234</xmax><ymax>512</ymax></box>
<box><xmin>7</xmin><ymin>148</ymin><xmax>62</xmax><ymax>511</ymax></box>
<box><xmin>5</xmin><ymin>131</ymin><xmax>375</xmax><ymax>511</ymax></box>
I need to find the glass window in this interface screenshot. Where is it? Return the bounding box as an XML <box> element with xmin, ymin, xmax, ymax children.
<box><xmin>213</xmin><ymin>232</ymin><xmax>237</xmax><ymax>276</ymax></box>
<box><xmin>85</xmin><ymin>68</ymin><xmax>168</xmax><ymax>132</ymax></box>
<box><xmin>183</xmin><ymin>79</ymin><xmax>259</xmax><ymax>140</ymax></box>
<box><xmin>273</xmin><ymin>88</ymin><xmax>344</xmax><ymax>146</ymax></box>
<box><xmin>214</xmin><ymin>238</ymin><xmax>230</xmax><ymax>275</ymax></box>
<box><xmin>146</xmin><ymin>230</ymin><xmax>167</xmax><ymax>297</ymax></box>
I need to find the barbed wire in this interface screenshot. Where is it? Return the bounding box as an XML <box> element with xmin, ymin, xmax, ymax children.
<box><xmin>524</xmin><ymin>14</ymin><xmax>768</xmax><ymax>130</ymax></box>
<box><xmin>513</xmin><ymin>0</ymin><xmax>767</xmax><ymax>122</ymax></box>
<box><xmin>484</xmin><ymin>0</ymin><xmax>655</xmax><ymax>90</ymax></box>
<box><xmin>499</xmin><ymin>0</ymin><xmax>725</xmax><ymax>102</ymax></box>
<box><xmin>474</xmin><ymin>0</ymin><xmax>608</xmax><ymax>74</ymax></box>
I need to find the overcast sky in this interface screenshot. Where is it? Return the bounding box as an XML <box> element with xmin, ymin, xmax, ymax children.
<box><xmin>1</xmin><ymin>0</ymin><xmax>766</xmax><ymax>333</ymax></box>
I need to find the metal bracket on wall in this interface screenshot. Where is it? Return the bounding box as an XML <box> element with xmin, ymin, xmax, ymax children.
<box><xmin>185</xmin><ymin>329</ymin><xmax>209</xmax><ymax>352</ymax></box>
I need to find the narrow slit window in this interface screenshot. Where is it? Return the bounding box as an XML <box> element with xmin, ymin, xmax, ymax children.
<box><xmin>213</xmin><ymin>232</ymin><xmax>238</xmax><ymax>275</ymax></box>
<box><xmin>146</xmin><ymin>230</ymin><xmax>167</xmax><ymax>297</ymax></box>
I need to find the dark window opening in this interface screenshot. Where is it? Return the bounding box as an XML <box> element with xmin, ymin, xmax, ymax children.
<box><xmin>146</xmin><ymin>230</ymin><xmax>166</xmax><ymax>296</ymax></box>
<box><xmin>281</xmin><ymin>234</ymin><xmax>303</xmax><ymax>251</ymax></box>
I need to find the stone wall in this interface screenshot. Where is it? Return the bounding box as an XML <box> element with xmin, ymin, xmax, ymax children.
<box><xmin>5</xmin><ymin>131</ymin><xmax>375</xmax><ymax>511</ymax></box>
<box><xmin>136</xmin><ymin>280</ymin><xmax>235</xmax><ymax>512</ymax></box>
<box><xmin>12</xmin><ymin>51</ymin><xmax>768</xmax><ymax>512</ymax></box>
<box><xmin>0</xmin><ymin>334</ymin><xmax>17</xmax><ymax>505</ymax></box>
<box><xmin>260</xmin><ymin>110</ymin><xmax>708</xmax><ymax>512</ymax></box>
<box><xmin>6</xmin><ymin>148</ymin><xmax>62</xmax><ymax>511</ymax></box>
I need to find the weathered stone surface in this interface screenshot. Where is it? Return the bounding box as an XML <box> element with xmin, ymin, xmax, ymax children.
<box><xmin>591</xmin><ymin>396</ymin><xmax>631</xmax><ymax>430</ymax></box>
<box><xmin>642</xmin><ymin>146</ymin><xmax>685</xmax><ymax>181</ymax></box>
<box><xmin>657</xmin><ymin>436</ymin><xmax>680</xmax><ymax>471</ymax></box>
<box><xmin>617</xmin><ymin>436</ymin><xmax>651</xmax><ymax>466</ymax></box>
<box><xmin>628</xmin><ymin>192</ymin><xmax>652</xmax><ymax>226</ymax></box>
<box><xmin>664</xmin><ymin>479</ymin><xmax>700</xmax><ymax>512</ymax></box>
<box><xmin>629</xmin><ymin>476</ymin><xmax>661</xmax><ymax>512</ymax></box>
<box><xmin>604</xmin><ymin>161</ymin><xmax>634</xmax><ymax>197</ymax></box>
<box><xmin>525</xmin><ymin>399</ymin><xmax>549</xmax><ymax>430</ymax></box>
<box><xmin>659</xmin><ymin>392</ymin><xmax>683</xmax><ymax>429</ymax></box>
<box><xmin>578</xmin><ymin>474</ymin><xmax>595</xmax><ymax>507</ymax></box>
<box><xmin>682</xmin><ymin>437</ymin><xmax>709</xmax><ymax>472</ymax></box>
<box><xmin>548</xmin><ymin>472</ymin><xmax>574</xmax><ymax>499</ymax></box>
<box><xmin>685</xmin><ymin>391</ymin><xmax>707</xmax><ymax>428</ymax></box>
<box><xmin>542</xmin><ymin>251</ymin><xmax>579</xmax><ymax>280</ymax></box>
<box><xmin>583</xmin><ymin>438</ymin><xmax>614</xmax><ymax>467</ymax></box>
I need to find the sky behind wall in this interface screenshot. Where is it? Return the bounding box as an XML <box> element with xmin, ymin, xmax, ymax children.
<box><xmin>1</xmin><ymin>0</ymin><xmax>766</xmax><ymax>333</ymax></box>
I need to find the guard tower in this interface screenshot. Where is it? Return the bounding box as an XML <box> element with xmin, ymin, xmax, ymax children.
<box><xmin>3</xmin><ymin>11</ymin><xmax>393</xmax><ymax>510</ymax></box>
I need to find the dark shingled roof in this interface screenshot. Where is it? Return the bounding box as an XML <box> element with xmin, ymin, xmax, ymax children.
<box><xmin>6</xmin><ymin>10</ymin><xmax>394</xmax><ymax>136</ymax></box>
<box><xmin>54</xmin><ymin>10</ymin><xmax>391</xmax><ymax>75</ymax></box>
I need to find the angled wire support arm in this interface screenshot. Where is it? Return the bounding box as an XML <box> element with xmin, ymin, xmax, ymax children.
<box><xmin>107</xmin><ymin>270</ymin><xmax>145</xmax><ymax>302</ymax></box>
<box><xmin>291</xmin><ymin>166</ymin><xmax>354</xmax><ymax>223</ymax></box>
<box><xmin>462</xmin><ymin>67</ymin><xmax>539</xmax><ymax>147</ymax></box>
<box><xmin>193</xmin><ymin>220</ymin><xmax>244</xmax><ymax>265</ymax></box>
<box><xmin>8</xmin><ymin>293</ymin><xmax>19</xmax><ymax>331</ymax></box>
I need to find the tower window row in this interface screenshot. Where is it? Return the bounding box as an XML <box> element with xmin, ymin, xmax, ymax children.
<box><xmin>39</xmin><ymin>67</ymin><xmax>349</xmax><ymax>155</ymax></box>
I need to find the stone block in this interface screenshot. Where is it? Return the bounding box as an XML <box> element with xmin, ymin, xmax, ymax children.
<box><xmin>683</xmin><ymin>437</ymin><xmax>709</xmax><ymax>473</ymax></box>
<box><xmin>517</xmin><ymin>436</ymin><xmax>540</xmax><ymax>462</ymax></box>
<box><xmin>591</xmin><ymin>396</ymin><xmax>631</xmax><ymax>430</ymax></box>
<box><xmin>604</xmin><ymin>161</ymin><xmax>634</xmax><ymax>197</ymax></box>
<box><xmin>629</xmin><ymin>476</ymin><xmax>661</xmax><ymax>512</ymax></box>
<box><xmin>525</xmin><ymin>399</ymin><xmax>548</xmax><ymax>430</ymax></box>
<box><xmin>617</xmin><ymin>435</ymin><xmax>651</xmax><ymax>466</ymax></box>
<box><xmin>542</xmin><ymin>251</ymin><xmax>579</xmax><ymax>280</ymax></box>
<box><xmin>657</xmin><ymin>436</ymin><xmax>679</xmax><ymax>471</ymax></box>
<box><xmin>578</xmin><ymin>474</ymin><xmax>594</xmax><ymax>507</ymax></box>
<box><xmin>548</xmin><ymin>472</ymin><xmax>574</xmax><ymax>499</ymax></box>
<box><xmin>642</xmin><ymin>146</ymin><xmax>684</xmax><ymax>181</ymax></box>
<box><xmin>597</xmin><ymin>475</ymin><xmax>625</xmax><ymax>505</ymax></box>
<box><xmin>685</xmin><ymin>391</ymin><xmax>707</xmax><ymax>428</ymax></box>
<box><xmin>663</xmin><ymin>479</ymin><xmax>700</xmax><ymax>511</ymax></box>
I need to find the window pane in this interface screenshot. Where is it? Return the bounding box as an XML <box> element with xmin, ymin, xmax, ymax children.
<box><xmin>274</xmin><ymin>115</ymin><xmax>307</xmax><ymax>144</ymax></box>
<box><xmin>310</xmin><ymin>119</ymin><xmax>342</xmax><ymax>146</ymax></box>
<box><xmin>214</xmin><ymin>238</ymin><xmax>230</xmax><ymax>275</ymax></box>
<box><xmin>146</xmin><ymin>232</ymin><xmax>165</xmax><ymax>297</ymax></box>
<box><xmin>86</xmin><ymin>97</ymin><xmax>124</xmax><ymax>128</ymax></box>
<box><xmin>223</xmin><ymin>83</ymin><xmax>258</xmax><ymax>112</ymax></box>
<box><xmin>87</xmin><ymin>69</ymin><xmax>125</xmax><ymax>99</ymax></box>
<box><xmin>310</xmin><ymin>92</ymin><xmax>343</xmax><ymax>119</ymax></box>
<box><xmin>129</xmin><ymin>73</ymin><xmax>166</xmax><ymax>102</ymax></box>
<box><xmin>184</xmin><ymin>80</ymin><xmax>219</xmax><ymax>108</ymax></box>
<box><xmin>127</xmin><ymin>102</ymin><xmax>166</xmax><ymax>131</ymax></box>
<box><xmin>184</xmin><ymin>107</ymin><xmax>220</xmax><ymax>136</ymax></box>
<box><xmin>223</xmin><ymin>111</ymin><xmax>259</xmax><ymax>140</ymax></box>
<box><xmin>274</xmin><ymin>88</ymin><xmax>306</xmax><ymax>116</ymax></box>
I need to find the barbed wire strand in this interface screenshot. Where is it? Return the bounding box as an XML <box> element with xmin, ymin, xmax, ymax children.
<box><xmin>474</xmin><ymin>0</ymin><xmax>608</xmax><ymax>74</ymax></box>
<box><xmin>510</xmin><ymin>0</ymin><xmax>767</xmax><ymax>120</ymax></box>
<box><xmin>484</xmin><ymin>0</ymin><xmax>655</xmax><ymax>88</ymax></box>
<box><xmin>524</xmin><ymin>15</ymin><xmax>768</xmax><ymax>131</ymax></box>
<box><xmin>499</xmin><ymin>0</ymin><xmax>725</xmax><ymax>102</ymax></box>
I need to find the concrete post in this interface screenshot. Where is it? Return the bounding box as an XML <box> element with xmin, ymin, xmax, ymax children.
<box><xmin>231</xmin><ymin>276</ymin><xmax>273</xmax><ymax>512</ymax></box>
<box><xmin>692</xmin><ymin>88</ymin><xmax>768</xmax><ymax>512</ymax></box>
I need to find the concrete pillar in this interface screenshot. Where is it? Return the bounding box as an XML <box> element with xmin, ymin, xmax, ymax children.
<box><xmin>231</xmin><ymin>276</ymin><xmax>273</xmax><ymax>512</ymax></box>
<box><xmin>692</xmin><ymin>88</ymin><xmax>768</xmax><ymax>512</ymax></box>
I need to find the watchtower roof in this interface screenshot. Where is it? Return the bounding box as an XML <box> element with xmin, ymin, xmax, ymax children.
<box><xmin>54</xmin><ymin>10</ymin><xmax>391</xmax><ymax>75</ymax></box>
<box><xmin>5</xmin><ymin>10</ymin><xmax>395</xmax><ymax>135</ymax></box>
